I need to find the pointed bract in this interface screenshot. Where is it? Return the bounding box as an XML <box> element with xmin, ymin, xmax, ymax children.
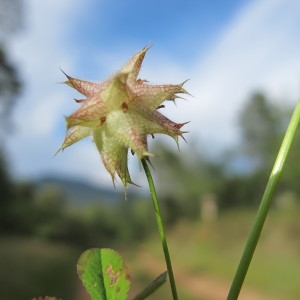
<box><xmin>58</xmin><ymin>47</ymin><xmax>189</xmax><ymax>192</ymax></box>
<box><xmin>93</xmin><ymin>126</ymin><xmax>133</xmax><ymax>188</ymax></box>
<box><xmin>60</xmin><ymin>69</ymin><xmax>100</xmax><ymax>96</ymax></box>
<box><xmin>120</xmin><ymin>46</ymin><xmax>150</xmax><ymax>83</ymax></box>
<box><xmin>131</xmin><ymin>83</ymin><xmax>187</xmax><ymax>109</ymax></box>
<box><xmin>57</xmin><ymin>126</ymin><xmax>91</xmax><ymax>154</ymax></box>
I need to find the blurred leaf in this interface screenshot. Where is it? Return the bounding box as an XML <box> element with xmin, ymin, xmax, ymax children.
<box><xmin>131</xmin><ymin>271</ymin><xmax>168</xmax><ymax>300</ymax></box>
<box><xmin>77</xmin><ymin>248</ymin><xmax>130</xmax><ymax>300</ymax></box>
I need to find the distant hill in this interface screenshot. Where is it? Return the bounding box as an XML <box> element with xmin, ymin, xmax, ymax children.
<box><xmin>35</xmin><ymin>175</ymin><xmax>124</xmax><ymax>205</ymax></box>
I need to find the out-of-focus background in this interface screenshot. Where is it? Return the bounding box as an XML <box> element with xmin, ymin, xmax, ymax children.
<box><xmin>1</xmin><ymin>0</ymin><xmax>300</xmax><ymax>299</ymax></box>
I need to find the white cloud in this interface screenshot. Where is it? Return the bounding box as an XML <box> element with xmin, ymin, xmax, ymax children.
<box><xmin>118</xmin><ymin>0</ymin><xmax>300</xmax><ymax>156</ymax></box>
<box><xmin>6</xmin><ymin>0</ymin><xmax>300</xmax><ymax>188</ymax></box>
<box><xmin>6</xmin><ymin>0</ymin><xmax>112</xmax><ymax>185</ymax></box>
<box><xmin>182</xmin><ymin>0</ymin><xmax>300</xmax><ymax>151</ymax></box>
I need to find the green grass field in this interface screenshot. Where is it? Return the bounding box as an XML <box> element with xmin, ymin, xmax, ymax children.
<box><xmin>126</xmin><ymin>205</ymin><xmax>300</xmax><ymax>299</ymax></box>
<box><xmin>1</xmin><ymin>205</ymin><xmax>300</xmax><ymax>300</ymax></box>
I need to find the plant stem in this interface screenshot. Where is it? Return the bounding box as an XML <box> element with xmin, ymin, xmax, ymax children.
<box><xmin>227</xmin><ymin>100</ymin><xmax>300</xmax><ymax>300</ymax></box>
<box><xmin>141</xmin><ymin>158</ymin><xmax>179</xmax><ymax>300</ymax></box>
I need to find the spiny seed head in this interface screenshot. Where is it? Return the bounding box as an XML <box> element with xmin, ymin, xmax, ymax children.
<box><xmin>57</xmin><ymin>46</ymin><xmax>189</xmax><ymax>191</ymax></box>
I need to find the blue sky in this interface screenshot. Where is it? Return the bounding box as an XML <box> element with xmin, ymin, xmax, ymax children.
<box><xmin>6</xmin><ymin>0</ymin><xmax>300</xmax><ymax>189</ymax></box>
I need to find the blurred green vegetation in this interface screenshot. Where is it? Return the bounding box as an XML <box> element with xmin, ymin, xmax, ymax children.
<box><xmin>0</xmin><ymin>92</ymin><xmax>299</xmax><ymax>299</ymax></box>
<box><xmin>1</xmin><ymin>2</ymin><xmax>300</xmax><ymax>298</ymax></box>
<box><xmin>0</xmin><ymin>237</ymin><xmax>80</xmax><ymax>300</ymax></box>
<box><xmin>0</xmin><ymin>175</ymin><xmax>158</xmax><ymax>299</ymax></box>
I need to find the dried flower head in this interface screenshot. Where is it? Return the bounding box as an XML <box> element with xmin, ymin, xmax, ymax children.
<box><xmin>57</xmin><ymin>46</ymin><xmax>189</xmax><ymax>190</ymax></box>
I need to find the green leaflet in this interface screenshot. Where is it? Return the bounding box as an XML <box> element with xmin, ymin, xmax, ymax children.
<box><xmin>77</xmin><ymin>248</ymin><xmax>130</xmax><ymax>300</ymax></box>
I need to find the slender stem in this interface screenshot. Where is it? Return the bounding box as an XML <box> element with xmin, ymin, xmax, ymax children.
<box><xmin>227</xmin><ymin>100</ymin><xmax>300</xmax><ymax>300</ymax></box>
<box><xmin>141</xmin><ymin>158</ymin><xmax>179</xmax><ymax>300</ymax></box>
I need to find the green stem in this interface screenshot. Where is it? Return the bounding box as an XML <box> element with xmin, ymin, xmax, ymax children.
<box><xmin>141</xmin><ymin>158</ymin><xmax>179</xmax><ymax>300</ymax></box>
<box><xmin>227</xmin><ymin>100</ymin><xmax>300</xmax><ymax>300</ymax></box>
